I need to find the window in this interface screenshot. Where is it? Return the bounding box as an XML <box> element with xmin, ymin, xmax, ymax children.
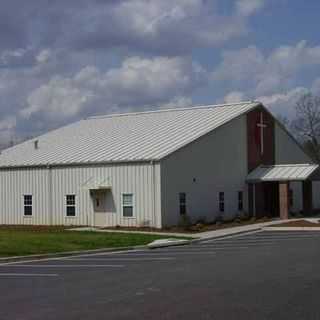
<box><xmin>219</xmin><ymin>192</ymin><xmax>224</xmax><ymax>213</ymax></box>
<box><xmin>122</xmin><ymin>194</ymin><xmax>134</xmax><ymax>217</ymax></box>
<box><xmin>238</xmin><ymin>191</ymin><xmax>243</xmax><ymax>211</ymax></box>
<box><xmin>24</xmin><ymin>195</ymin><xmax>32</xmax><ymax>216</ymax></box>
<box><xmin>179</xmin><ymin>192</ymin><xmax>186</xmax><ymax>215</ymax></box>
<box><xmin>66</xmin><ymin>195</ymin><xmax>76</xmax><ymax>217</ymax></box>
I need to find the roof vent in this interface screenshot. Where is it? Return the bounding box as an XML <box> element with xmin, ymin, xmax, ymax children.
<box><xmin>34</xmin><ymin>140</ymin><xmax>39</xmax><ymax>150</ymax></box>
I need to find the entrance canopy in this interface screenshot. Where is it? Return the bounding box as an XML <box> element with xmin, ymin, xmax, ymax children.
<box><xmin>82</xmin><ymin>178</ymin><xmax>112</xmax><ymax>191</ymax></box>
<box><xmin>246</xmin><ymin>164</ymin><xmax>319</xmax><ymax>183</ymax></box>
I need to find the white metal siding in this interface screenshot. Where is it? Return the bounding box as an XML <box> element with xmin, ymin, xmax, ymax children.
<box><xmin>0</xmin><ymin>168</ymin><xmax>50</xmax><ymax>225</ymax></box>
<box><xmin>160</xmin><ymin>115</ymin><xmax>248</xmax><ymax>226</ymax></box>
<box><xmin>0</xmin><ymin>163</ymin><xmax>162</xmax><ymax>228</ymax></box>
<box><xmin>275</xmin><ymin>123</ymin><xmax>311</xmax><ymax>164</ymax></box>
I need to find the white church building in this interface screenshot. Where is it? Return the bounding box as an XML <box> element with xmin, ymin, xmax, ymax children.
<box><xmin>0</xmin><ymin>101</ymin><xmax>319</xmax><ymax>228</ymax></box>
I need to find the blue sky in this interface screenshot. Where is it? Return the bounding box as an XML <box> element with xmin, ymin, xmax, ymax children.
<box><xmin>0</xmin><ymin>0</ymin><xmax>320</xmax><ymax>147</ymax></box>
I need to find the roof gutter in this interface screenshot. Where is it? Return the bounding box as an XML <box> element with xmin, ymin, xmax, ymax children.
<box><xmin>0</xmin><ymin>159</ymin><xmax>160</xmax><ymax>171</ymax></box>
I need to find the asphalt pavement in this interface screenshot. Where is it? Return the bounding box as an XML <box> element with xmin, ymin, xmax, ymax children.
<box><xmin>1</xmin><ymin>231</ymin><xmax>320</xmax><ymax>320</ymax></box>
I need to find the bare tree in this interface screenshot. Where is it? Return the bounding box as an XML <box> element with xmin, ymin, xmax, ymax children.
<box><xmin>292</xmin><ymin>93</ymin><xmax>320</xmax><ymax>162</ymax></box>
<box><xmin>276</xmin><ymin>114</ymin><xmax>290</xmax><ymax>130</ymax></box>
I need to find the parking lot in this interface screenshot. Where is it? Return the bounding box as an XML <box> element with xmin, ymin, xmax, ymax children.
<box><xmin>1</xmin><ymin>231</ymin><xmax>320</xmax><ymax>320</ymax></box>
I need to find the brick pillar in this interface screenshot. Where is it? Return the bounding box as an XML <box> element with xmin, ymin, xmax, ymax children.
<box><xmin>279</xmin><ymin>182</ymin><xmax>289</xmax><ymax>220</ymax></box>
<box><xmin>302</xmin><ymin>180</ymin><xmax>313</xmax><ymax>216</ymax></box>
<box><xmin>248</xmin><ymin>184</ymin><xmax>254</xmax><ymax>217</ymax></box>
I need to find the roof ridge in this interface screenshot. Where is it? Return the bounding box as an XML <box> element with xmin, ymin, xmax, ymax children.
<box><xmin>86</xmin><ymin>101</ymin><xmax>260</xmax><ymax>120</ymax></box>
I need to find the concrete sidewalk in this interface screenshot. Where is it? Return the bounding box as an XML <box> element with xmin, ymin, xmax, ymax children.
<box><xmin>69</xmin><ymin>219</ymin><xmax>301</xmax><ymax>241</ymax></box>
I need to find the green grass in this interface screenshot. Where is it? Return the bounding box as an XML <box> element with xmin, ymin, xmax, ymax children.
<box><xmin>0</xmin><ymin>227</ymin><xmax>187</xmax><ymax>257</ymax></box>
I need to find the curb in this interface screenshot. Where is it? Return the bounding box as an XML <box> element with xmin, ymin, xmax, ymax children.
<box><xmin>190</xmin><ymin>228</ymin><xmax>263</xmax><ymax>244</ymax></box>
<box><xmin>263</xmin><ymin>227</ymin><xmax>320</xmax><ymax>231</ymax></box>
<box><xmin>0</xmin><ymin>239</ymin><xmax>196</xmax><ymax>264</ymax></box>
<box><xmin>0</xmin><ymin>245</ymin><xmax>147</xmax><ymax>264</ymax></box>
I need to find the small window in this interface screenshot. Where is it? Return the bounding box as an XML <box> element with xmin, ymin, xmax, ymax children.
<box><xmin>238</xmin><ymin>191</ymin><xmax>243</xmax><ymax>211</ymax></box>
<box><xmin>219</xmin><ymin>192</ymin><xmax>224</xmax><ymax>213</ymax></box>
<box><xmin>122</xmin><ymin>194</ymin><xmax>134</xmax><ymax>217</ymax></box>
<box><xmin>179</xmin><ymin>192</ymin><xmax>186</xmax><ymax>215</ymax></box>
<box><xmin>66</xmin><ymin>195</ymin><xmax>76</xmax><ymax>217</ymax></box>
<box><xmin>24</xmin><ymin>195</ymin><xmax>32</xmax><ymax>216</ymax></box>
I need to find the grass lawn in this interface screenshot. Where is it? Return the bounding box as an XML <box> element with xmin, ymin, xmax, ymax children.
<box><xmin>0</xmin><ymin>226</ymin><xmax>187</xmax><ymax>257</ymax></box>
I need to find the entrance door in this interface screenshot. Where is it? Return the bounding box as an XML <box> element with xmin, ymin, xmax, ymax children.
<box><xmin>92</xmin><ymin>191</ymin><xmax>107</xmax><ymax>227</ymax></box>
<box><xmin>263</xmin><ymin>182</ymin><xmax>279</xmax><ymax>217</ymax></box>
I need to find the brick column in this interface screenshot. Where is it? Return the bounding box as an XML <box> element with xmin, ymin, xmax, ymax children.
<box><xmin>302</xmin><ymin>180</ymin><xmax>313</xmax><ymax>216</ymax></box>
<box><xmin>248</xmin><ymin>184</ymin><xmax>254</xmax><ymax>217</ymax></box>
<box><xmin>279</xmin><ymin>182</ymin><xmax>289</xmax><ymax>220</ymax></box>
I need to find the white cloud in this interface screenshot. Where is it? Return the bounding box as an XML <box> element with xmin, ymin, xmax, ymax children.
<box><xmin>0</xmin><ymin>116</ymin><xmax>17</xmax><ymax>148</ymax></box>
<box><xmin>0</xmin><ymin>47</ymin><xmax>34</xmax><ymax>67</ymax></box>
<box><xmin>236</xmin><ymin>0</ymin><xmax>265</xmax><ymax>17</ymax></box>
<box><xmin>36</xmin><ymin>49</ymin><xmax>51</xmax><ymax>64</ymax></box>
<box><xmin>0</xmin><ymin>116</ymin><xmax>16</xmax><ymax>131</ymax></box>
<box><xmin>212</xmin><ymin>46</ymin><xmax>265</xmax><ymax>83</ymax></box>
<box><xmin>311</xmin><ymin>78</ymin><xmax>320</xmax><ymax>95</ymax></box>
<box><xmin>158</xmin><ymin>96</ymin><xmax>193</xmax><ymax>109</ymax></box>
<box><xmin>71</xmin><ymin>0</ymin><xmax>249</xmax><ymax>54</ymax></box>
<box><xmin>224</xmin><ymin>91</ymin><xmax>247</xmax><ymax>103</ymax></box>
<box><xmin>22</xmin><ymin>56</ymin><xmax>207</xmax><ymax>121</ymax></box>
<box><xmin>23</xmin><ymin>77</ymin><xmax>94</xmax><ymax>120</ymax></box>
<box><xmin>257</xmin><ymin>87</ymin><xmax>309</xmax><ymax>117</ymax></box>
<box><xmin>213</xmin><ymin>41</ymin><xmax>320</xmax><ymax>96</ymax></box>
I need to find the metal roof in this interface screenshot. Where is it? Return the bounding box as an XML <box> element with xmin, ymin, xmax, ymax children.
<box><xmin>0</xmin><ymin>101</ymin><xmax>260</xmax><ymax>168</ymax></box>
<box><xmin>246</xmin><ymin>164</ymin><xmax>319</xmax><ymax>182</ymax></box>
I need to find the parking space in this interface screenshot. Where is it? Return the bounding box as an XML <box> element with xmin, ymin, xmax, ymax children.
<box><xmin>1</xmin><ymin>230</ymin><xmax>320</xmax><ymax>319</ymax></box>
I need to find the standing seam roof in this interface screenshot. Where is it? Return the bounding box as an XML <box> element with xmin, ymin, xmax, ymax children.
<box><xmin>246</xmin><ymin>164</ymin><xmax>319</xmax><ymax>182</ymax></box>
<box><xmin>0</xmin><ymin>101</ymin><xmax>260</xmax><ymax>167</ymax></box>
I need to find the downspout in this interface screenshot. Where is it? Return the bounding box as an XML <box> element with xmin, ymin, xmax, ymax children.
<box><xmin>47</xmin><ymin>164</ymin><xmax>53</xmax><ymax>225</ymax></box>
<box><xmin>150</xmin><ymin>160</ymin><xmax>156</xmax><ymax>228</ymax></box>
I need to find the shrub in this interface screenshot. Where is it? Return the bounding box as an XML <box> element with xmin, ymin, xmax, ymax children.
<box><xmin>196</xmin><ymin>216</ymin><xmax>207</xmax><ymax>225</ymax></box>
<box><xmin>178</xmin><ymin>214</ymin><xmax>192</xmax><ymax>230</ymax></box>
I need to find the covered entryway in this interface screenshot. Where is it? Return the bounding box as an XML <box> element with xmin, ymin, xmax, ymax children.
<box><xmin>84</xmin><ymin>178</ymin><xmax>114</xmax><ymax>227</ymax></box>
<box><xmin>247</xmin><ymin>164</ymin><xmax>320</xmax><ymax>219</ymax></box>
<box><xmin>90</xmin><ymin>189</ymin><xmax>110</xmax><ymax>227</ymax></box>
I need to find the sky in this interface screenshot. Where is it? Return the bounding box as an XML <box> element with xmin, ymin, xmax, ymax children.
<box><xmin>1</xmin><ymin>0</ymin><xmax>320</xmax><ymax>147</ymax></box>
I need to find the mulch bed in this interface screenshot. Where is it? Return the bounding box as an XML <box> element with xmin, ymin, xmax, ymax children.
<box><xmin>103</xmin><ymin>217</ymin><xmax>273</xmax><ymax>234</ymax></box>
<box><xmin>271</xmin><ymin>220</ymin><xmax>320</xmax><ymax>228</ymax></box>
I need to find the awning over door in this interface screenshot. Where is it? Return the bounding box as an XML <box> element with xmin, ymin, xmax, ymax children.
<box><xmin>82</xmin><ymin>177</ymin><xmax>112</xmax><ymax>191</ymax></box>
<box><xmin>246</xmin><ymin>164</ymin><xmax>319</xmax><ymax>183</ymax></box>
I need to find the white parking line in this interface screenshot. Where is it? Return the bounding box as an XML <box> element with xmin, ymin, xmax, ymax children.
<box><xmin>195</xmin><ymin>242</ymin><xmax>279</xmax><ymax>247</ymax></box>
<box><xmin>90</xmin><ymin>252</ymin><xmax>218</xmax><ymax>256</ymax></box>
<box><xmin>166</xmin><ymin>244</ymin><xmax>277</xmax><ymax>251</ymax></box>
<box><xmin>0</xmin><ymin>273</ymin><xmax>59</xmax><ymax>277</ymax></box>
<box><xmin>205</xmin><ymin>238</ymin><xmax>318</xmax><ymax>245</ymax></box>
<box><xmin>151</xmin><ymin>248</ymin><xmax>249</xmax><ymax>254</ymax></box>
<box><xmin>201</xmin><ymin>230</ymin><xmax>263</xmax><ymax>243</ymax></box>
<box><xmin>203</xmin><ymin>234</ymin><xmax>320</xmax><ymax>244</ymax></box>
<box><xmin>68</xmin><ymin>257</ymin><xmax>175</xmax><ymax>261</ymax></box>
<box><xmin>0</xmin><ymin>249</ymin><xmax>145</xmax><ymax>267</ymax></box>
<box><xmin>6</xmin><ymin>264</ymin><xmax>125</xmax><ymax>268</ymax></box>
